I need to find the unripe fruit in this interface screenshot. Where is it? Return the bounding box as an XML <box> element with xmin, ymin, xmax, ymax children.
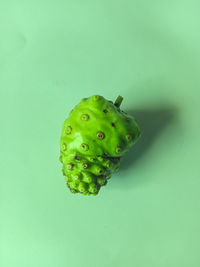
<box><xmin>60</xmin><ymin>95</ymin><xmax>141</xmax><ymax>195</ymax></box>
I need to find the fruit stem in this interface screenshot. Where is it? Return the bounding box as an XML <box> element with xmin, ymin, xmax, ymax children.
<box><xmin>114</xmin><ymin>95</ymin><xmax>123</xmax><ymax>108</ymax></box>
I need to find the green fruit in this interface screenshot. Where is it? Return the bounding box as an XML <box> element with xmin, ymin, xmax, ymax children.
<box><xmin>60</xmin><ymin>95</ymin><xmax>141</xmax><ymax>196</ymax></box>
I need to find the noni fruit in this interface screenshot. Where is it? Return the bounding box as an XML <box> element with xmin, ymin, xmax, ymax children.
<box><xmin>59</xmin><ymin>95</ymin><xmax>141</xmax><ymax>196</ymax></box>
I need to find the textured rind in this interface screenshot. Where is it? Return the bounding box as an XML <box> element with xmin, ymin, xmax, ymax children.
<box><xmin>60</xmin><ymin>95</ymin><xmax>141</xmax><ymax>195</ymax></box>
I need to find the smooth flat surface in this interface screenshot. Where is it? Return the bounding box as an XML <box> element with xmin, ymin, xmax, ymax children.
<box><xmin>1</xmin><ymin>1</ymin><xmax>200</xmax><ymax>267</ymax></box>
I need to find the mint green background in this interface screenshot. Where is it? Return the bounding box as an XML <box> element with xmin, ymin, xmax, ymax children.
<box><xmin>1</xmin><ymin>1</ymin><xmax>200</xmax><ymax>267</ymax></box>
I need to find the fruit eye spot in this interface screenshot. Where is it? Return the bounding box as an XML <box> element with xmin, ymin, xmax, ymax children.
<box><xmin>82</xmin><ymin>163</ymin><xmax>88</xmax><ymax>169</ymax></box>
<box><xmin>99</xmin><ymin>169</ymin><xmax>103</xmax><ymax>174</ymax></box>
<box><xmin>126</xmin><ymin>134</ymin><xmax>132</xmax><ymax>141</ymax></box>
<box><xmin>74</xmin><ymin>155</ymin><xmax>81</xmax><ymax>161</ymax></box>
<box><xmin>92</xmin><ymin>95</ymin><xmax>100</xmax><ymax>101</ymax></box>
<box><xmin>89</xmin><ymin>157</ymin><xmax>96</xmax><ymax>162</ymax></box>
<box><xmin>66</xmin><ymin>126</ymin><xmax>72</xmax><ymax>135</ymax></box>
<box><xmin>67</xmin><ymin>163</ymin><xmax>74</xmax><ymax>170</ymax></box>
<box><xmin>89</xmin><ymin>183</ymin><xmax>97</xmax><ymax>193</ymax></box>
<box><xmin>74</xmin><ymin>174</ymin><xmax>80</xmax><ymax>180</ymax></box>
<box><xmin>78</xmin><ymin>182</ymin><xmax>87</xmax><ymax>192</ymax></box>
<box><xmin>116</xmin><ymin>146</ymin><xmax>121</xmax><ymax>153</ymax></box>
<box><xmin>97</xmin><ymin>131</ymin><xmax>105</xmax><ymax>140</ymax></box>
<box><xmin>81</xmin><ymin>143</ymin><xmax>89</xmax><ymax>151</ymax></box>
<box><xmin>62</xmin><ymin>143</ymin><xmax>67</xmax><ymax>151</ymax></box>
<box><xmin>70</xmin><ymin>188</ymin><xmax>78</xmax><ymax>194</ymax></box>
<box><xmin>103</xmin><ymin>109</ymin><xmax>108</xmax><ymax>113</ymax></box>
<box><xmin>59</xmin><ymin>155</ymin><xmax>63</xmax><ymax>163</ymax></box>
<box><xmin>97</xmin><ymin>178</ymin><xmax>106</xmax><ymax>185</ymax></box>
<box><xmin>81</xmin><ymin>114</ymin><xmax>89</xmax><ymax>121</ymax></box>
<box><xmin>111</xmin><ymin>123</ymin><xmax>115</xmax><ymax>127</ymax></box>
<box><xmin>105</xmin><ymin>160</ymin><xmax>110</xmax><ymax>168</ymax></box>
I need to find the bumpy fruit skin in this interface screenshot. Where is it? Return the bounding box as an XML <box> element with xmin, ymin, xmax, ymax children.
<box><xmin>60</xmin><ymin>95</ymin><xmax>141</xmax><ymax>196</ymax></box>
